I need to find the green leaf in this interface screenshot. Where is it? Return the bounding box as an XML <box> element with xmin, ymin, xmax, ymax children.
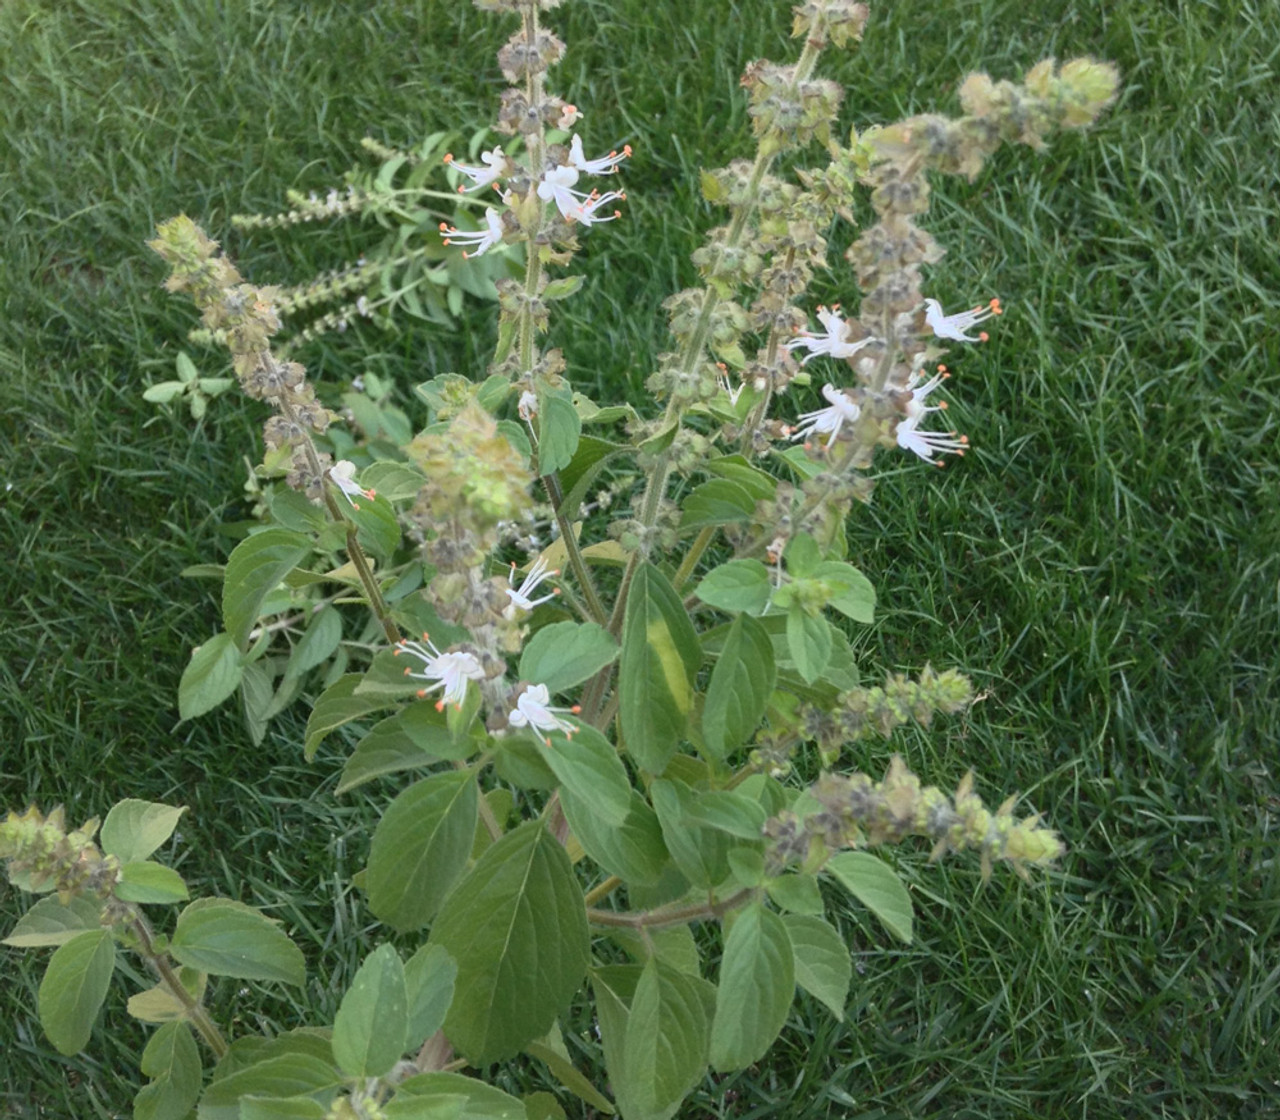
<box><xmin>560</xmin><ymin>789</ymin><xmax>669</xmax><ymax>887</ymax></box>
<box><xmin>694</xmin><ymin>560</ymin><xmax>772</xmax><ymax>615</ymax></box>
<box><xmin>143</xmin><ymin>381</ymin><xmax>186</xmax><ymax>403</ymax></box>
<box><xmin>127</xmin><ymin>967</ymin><xmax>207</xmax><ymax>1024</ymax></box>
<box><xmin>782</xmin><ymin>533</ymin><xmax>821</xmax><ymax>577</ymax></box>
<box><xmin>178</xmin><ymin>632</ymin><xmax>243</xmax><ymax>721</ymax></box>
<box><xmin>239</xmin><ymin>660</ymin><xmax>273</xmax><ymax>747</ymax></box>
<box><xmin>332</xmin><ymin>944</ymin><xmax>409</xmax><ymax>1079</ymax></box>
<box><xmin>607</xmin><ymin>926</ymin><xmax>701</xmax><ymax>976</ymax></box>
<box><xmin>543</xmin><ymin>275</ymin><xmax>585</xmax><ymax>301</ymax></box>
<box><xmin>525</xmin><ymin>1035</ymin><xmax>615</xmax><ymax>1115</ymax></box>
<box><xmin>135</xmin><ymin>1021</ymin><xmax>201</xmax><ymax>1120</ymax></box>
<box><xmin>4</xmin><ymin>895</ymin><xmax>103</xmax><ymax>947</ymax></box>
<box><xmin>826</xmin><ymin>852</ymin><xmax>914</xmax><ymax>943</ymax></box>
<box><xmin>810</xmin><ymin>560</ymin><xmax>876</xmax><ymax>623</ymax></box>
<box><xmin>403</xmin><ymin>943</ymin><xmax>457</xmax><ymax>1051</ymax></box>
<box><xmin>619</xmin><ymin>563</ymin><xmax>701</xmax><ymax>773</ymax></box>
<box><xmin>536</xmin><ymin>723</ymin><xmax>631</xmax><ymax>827</ymax></box>
<box><xmin>115</xmin><ymin>861</ymin><xmax>189</xmax><ymax>905</ymax></box>
<box><xmin>222</xmin><ymin>529</ymin><xmax>311</xmax><ymax>650</ymax></box>
<box><xmin>785</xmin><ymin>608</ymin><xmax>831</xmax><ymax>684</ymax></box>
<box><xmin>197</xmin><ymin>1053</ymin><xmax>342</xmax><ymax>1119</ymax></box>
<box><xmin>650</xmin><ymin>779</ymin><xmax>730</xmax><ymax>889</ymax></box>
<box><xmin>518</xmin><ymin>622</ymin><xmax>619</xmax><ymax>694</ymax></box>
<box><xmin>337</xmin><ymin>715</ymin><xmax>436</xmax><ymax>795</ymax></box>
<box><xmin>238</xmin><ymin>1098</ymin><xmax>327</xmax><ymax>1120</ymax></box>
<box><xmin>594</xmin><ymin>959</ymin><xmax>714</xmax><ymax>1120</ymax></box>
<box><xmin>558</xmin><ymin>435</ymin><xmax>629</xmax><ymax>520</ymax></box>
<box><xmin>705</xmin><ymin>455</ymin><xmax>777</xmax><ymax>501</ymax></box>
<box><xmin>348</xmin><ymin>494</ymin><xmax>402</xmax><ymax>562</ymax></box>
<box><xmin>361</xmin><ymin>461</ymin><xmax>427</xmax><ymax>501</ymax></box>
<box><xmin>430</xmin><ymin>822</ymin><xmax>589</xmax><ymax>1064</ymax></box>
<box><xmin>781</xmin><ymin>914</ymin><xmax>850</xmax><ymax>1020</ymax></box>
<box><xmin>678</xmin><ymin>478</ymin><xmax>755</xmax><ymax>530</ymax></box>
<box><xmin>701</xmin><ymin>614</ymin><xmax>775</xmax><ymax>760</ymax></box>
<box><xmin>304</xmin><ymin>674</ymin><xmax>395</xmax><ymax>761</ymax></box>
<box><xmin>537</xmin><ymin>390</ymin><xmax>581</xmax><ymax>475</ymax></box>
<box><xmin>285</xmin><ymin>605</ymin><xmax>343</xmax><ymax>680</ymax></box>
<box><xmin>766</xmin><ymin>873</ymin><xmax>825</xmax><ymax>916</ymax></box>
<box><xmin>37</xmin><ymin>929</ymin><xmax>115</xmax><ymax>1055</ymax></box>
<box><xmin>170</xmin><ymin>898</ymin><xmax>305</xmax><ymax>986</ymax></box>
<box><xmin>367</xmin><ymin>771</ymin><xmax>478</xmax><ymax>933</ymax></box>
<box><xmin>709</xmin><ymin>904</ymin><xmax>794</xmax><ymax>1071</ymax></box>
<box><xmin>392</xmin><ymin>1072</ymin><xmax>526</xmax><ymax>1119</ymax></box>
<box><xmin>683</xmin><ymin>791</ymin><xmax>767</xmax><ymax>840</ymax></box>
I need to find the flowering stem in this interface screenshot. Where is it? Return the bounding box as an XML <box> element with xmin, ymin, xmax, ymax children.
<box><xmin>672</xmin><ymin>526</ymin><xmax>716</xmax><ymax>593</ymax></box>
<box><xmin>277</xmin><ymin>397</ymin><xmax>398</xmax><ymax>643</ymax></box>
<box><xmin>132</xmin><ymin>916</ymin><xmax>228</xmax><ymax>1059</ymax></box>
<box><xmin>586</xmin><ymin>888</ymin><xmax>754</xmax><ymax>931</ymax></box>
<box><xmin>541</xmin><ymin>473</ymin><xmax>608</xmax><ymax>626</ymax></box>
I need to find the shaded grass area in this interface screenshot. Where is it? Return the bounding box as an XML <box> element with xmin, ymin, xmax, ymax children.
<box><xmin>2</xmin><ymin>0</ymin><xmax>1278</xmax><ymax>1116</ymax></box>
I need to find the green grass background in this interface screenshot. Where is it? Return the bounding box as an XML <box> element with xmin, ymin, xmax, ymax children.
<box><xmin>2</xmin><ymin>0</ymin><xmax>1278</xmax><ymax>1115</ymax></box>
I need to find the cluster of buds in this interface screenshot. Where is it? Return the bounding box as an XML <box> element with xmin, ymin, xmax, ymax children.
<box><xmin>800</xmin><ymin>666</ymin><xmax>975</xmax><ymax>763</ymax></box>
<box><xmin>0</xmin><ymin>806</ymin><xmax>121</xmax><ymax>908</ymax></box>
<box><xmin>149</xmin><ymin>217</ymin><xmax>346</xmax><ymax>503</ymax></box>
<box><xmin>233</xmin><ymin>183</ymin><xmax>370</xmax><ymax>230</ymax></box>
<box><xmin>764</xmin><ymin>756</ymin><xmax>1065</xmax><ymax>882</ymax></box>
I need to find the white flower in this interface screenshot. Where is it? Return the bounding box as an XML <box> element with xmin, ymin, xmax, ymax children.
<box><xmin>504</xmin><ymin>557</ymin><xmax>560</xmax><ymax>618</ymax></box>
<box><xmin>785</xmin><ymin>305</ymin><xmax>875</xmax><ymax>365</ymax></box>
<box><xmin>537</xmin><ymin>165</ymin><xmax>583</xmax><ymax>218</ymax></box>
<box><xmin>329</xmin><ymin>460</ymin><xmax>376</xmax><ymax>509</ymax></box>
<box><xmin>903</xmin><ymin>364</ymin><xmax>951</xmax><ymax>423</ymax></box>
<box><xmin>443</xmin><ymin>147</ymin><xmax>507</xmax><ymax>193</ymax></box>
<box><xmin>517</xmin><ymin>390</ymin><xmax>539</xmax><ymax>421</ymax></box>
<box><xmin>557</xmin><ymin>103</ymin><xmax>584</xmax><ymax>128</ymax></box>
<box><xmin>394</xmin><ymin>634</ymin><xmax>485</xmax><ymax>711</ymax></box>
<box><xmin>789</xmin><ymin>384</ymin><xmax>861</xmax><ymax>448</ymax></box>
<box><xmin>896</xmin><ymin>414</ymin><xmax>968</xmax><ymax>465</ymax></box>
<box><xmin>923</xmin><ymin>297</ymin><xmax>1002</xmax><ymax>342</ymax></box>
<box><xmin>568</xmin><ymin>134</ymin><xmax>631</xmax><ymax>176</ymax></box>
<box><xmin>537</xmin><ymin>167</ymin><xmax>626</xmax><ymax>225</ymax></box>
<box><xmin>439</xmin><ymin>208</ymin><xmax>506</xmax><ymax>258</ymax></box>
<box><xmin>717</xmin><ymin>365</ymin><xmax>744</xmax><ymax>406</ymax></box>
<box><xmin>507</xmin><ymin>683</ymin><xmax>580</xmax><ymax>743</ymax></box>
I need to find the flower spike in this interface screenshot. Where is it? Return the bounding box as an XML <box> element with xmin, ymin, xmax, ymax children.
<box><xmin>439</xmin><ymin>208</ymin><xmax>506</xmax><ymax>259</ymax></box>
<box><xmin>508</xmin><ymin>683</ymin><xmax>581</xmax><ymax>745</ymax></box>
<box><xmin>394</xmin><ymin>633</ymin><xmax>485</xmax><ymax>711</ymax></box>
<box><xmin>923</xmin><ymin>297</ymin><xmax>1002</xmax><ymax>342</ymax></box>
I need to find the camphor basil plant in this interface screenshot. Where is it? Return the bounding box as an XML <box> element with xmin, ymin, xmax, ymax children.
<box><xmin>2</xmin><ymin>2</ymin><xmax>1118</xmax><ymax>1117</ymax></box>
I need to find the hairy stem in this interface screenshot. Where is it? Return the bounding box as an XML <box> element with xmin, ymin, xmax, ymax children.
<box><xmin>132</xmin><ymin>916</ymin><xmax>229</xmax><ymax>1059</ymax></box>
<box><xmin>586</xmin><ymin>888</ymin><xmax>754</xmax><ymax>931</ymax></box>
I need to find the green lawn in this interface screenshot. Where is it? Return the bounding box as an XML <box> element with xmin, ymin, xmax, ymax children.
<box><xmin>3</xmin><ymin>0</ymin><xmax>1278</xmax><ymax>1116</ymax></box>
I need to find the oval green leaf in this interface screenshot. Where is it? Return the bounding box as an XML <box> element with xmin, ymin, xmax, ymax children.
<box><xmin>332</xmin><ymin>944</ymin><xmax>409</xmax><ymax>1079</ymax></box>
<box><xmin>178</xmin><ymin>632</ymin><xmax>243</xmax><ymax>721</ymax></box>
<box><xmin>709</xmin><ymin>904</ymin><xmax>794</xmax><ymax>1071</ymax></box>
<box><xmin>38</xmin><ymin>929</ymin><xmax>115</xmax><ymax>1056</ymax></box>
<box><xmin>826</xmin><ymin>851</ymin><xmax>914</xmax><ymax>944</ymax></box>
<box><xmin>366</xmin><ymin>770</ymin><xmax>478</xmax><ymax>933</ymax></box>
<box><xmin>170</xmin><ymin>898</ymin><xmax>305</xmax><ymax>986</ymax></box>
<box><xmin>430</xmin><ymin>822</ymin><xmax>589</xmax><ymax>1064</ymax></box>
<box><xmin>222</xmin><ymin>529</ymin><xmax>311</xmax><ymax>650</ymax></box>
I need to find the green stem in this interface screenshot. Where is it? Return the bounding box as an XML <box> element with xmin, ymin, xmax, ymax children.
<box><xmin>672</xmin><ymin>525</ymin><xmax>716</xmax><ymax>594</ymax></box>
<box><xmin>583</xmin><ymin>875</ymin><xmax>622</xmax><ymax>907</ymax></box>
<box><xmin>586</xmin><ymin>888</ymin><xmax>754</xmax><ymax>931</ymax></box>
<box><xmin>542</xmin><ymin>473</ymin><xmax>608</xmax><ymax>626</ymax></box>
<box><xmin>278</xmin><ymin>396</ymin><xmax>399</xmax><ymax>643</ymax></box>
<box><xmin>132</xmin><ymin>917</ymin><xmax>228</xmax><ymax>1059</ymax></box>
